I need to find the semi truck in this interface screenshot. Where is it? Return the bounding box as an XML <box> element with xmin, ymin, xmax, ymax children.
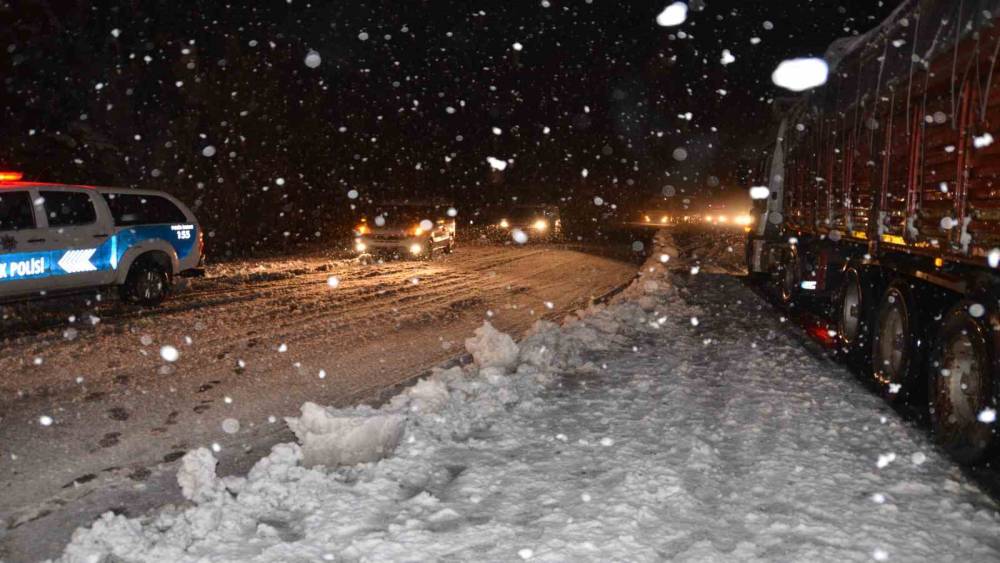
<box><xmin>747</xmin><ymin>0</ymin><xmax>1000</xmax><ymax>463</ymax></box>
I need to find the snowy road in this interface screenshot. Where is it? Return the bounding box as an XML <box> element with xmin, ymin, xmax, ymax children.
<box><xmin>0</xmin><ymin>243</ymin><xmax>638</xmax><ymax>561</ymax></box>
<box><xmin>42</xmin><ymin>229</ymin><xmax>1000</xmax><ymax>562</ymax></box>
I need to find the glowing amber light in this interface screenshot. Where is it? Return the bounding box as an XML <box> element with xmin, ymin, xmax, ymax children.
<box><xmin>0</xmin><ymin>171</ymin><xmax>24</xmax><ymax>182</ymax></box>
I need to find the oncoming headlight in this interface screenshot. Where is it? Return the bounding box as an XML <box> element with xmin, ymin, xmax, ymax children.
<box><xmin>409</xmin><ymin>243</ymin><xmax>423</xmax><ymax>255</ymax></box>
<box><xmin>532</xmin><ymin>219</ymin><xmax>548</xmax><ymax>231</ymax></box>
<box><xmin>499</xmin><ymin>219</ymin><xmax>510</xmax><ymax>229</ymax></box>
<box><xmin>355</xmin><ymin>241</ymin><xmax>367</xmax><ymax>252</ymax></box>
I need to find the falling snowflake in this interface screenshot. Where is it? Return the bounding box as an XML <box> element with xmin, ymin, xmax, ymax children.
<box><xmin>160</xmin><ymin>345</ymin><xmax>179</xmax><ymax>362</ymax></box>
<box><xmin>772</xmin><ymin>58</ymin><xmax>829</xmax><ymax>92</ymax></box>
<box><xmin>978</xmin><ymin>408</ymin><xmax>997</xmax><ymax>423</ymax></box>
<box><xmin>720</xmin><ymin>49</ymin><xmax>736</xmax><ymax>65</ymax></box>
<box><xmin>655</xmin><ymin>2</ymin><xmax>688</xmax><ymax>27</ymax></box>
<box><xmin>304</xmin><ymin>50</ymin><xmax>322</xmax><ymax>68</ymax></box>
<box><xmin>487</xmin><ymin>156</ymin><xmax>508</xmax><ymax>171</ymax></box>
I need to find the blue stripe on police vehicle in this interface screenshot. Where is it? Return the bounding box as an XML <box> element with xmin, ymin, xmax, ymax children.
<box><xmin>0</xmin><ymin>224</ymin><xmax>196</xmax><ymax>282</ymax></box>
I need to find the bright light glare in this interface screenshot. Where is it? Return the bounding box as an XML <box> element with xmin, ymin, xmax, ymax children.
<box><xmin>718</xmin><ymin>215</ymin><xmax>729</xmax><ymax>223</ymax></box>
<box><xmin>750</xmin><ymin>186</ymin><xmax>771</xmax><ymax>200</ymax></box>
<box><xmin>409</xmin><ymin>243</ymin><xmax>423</xmax><ymax>255</ymax></box>
<box><xmin>356</xmin><ymin>224</ymin><xmax>369</xmax><ymax>234</ymax></box>
<box><xmin>734</xmin><ymin>215</ymin><xmax>753</xmax><ymax>226</ymax></box>
<box><xmin>499</xmin><ymin>219</ymin><xmax>510</xmax><ymax>228</ymax></box>
<box><xmin>772</xmin><ymin>57</ymin><xmax>829</xmax><ymax>92</ymax></box>
<box><xmin>532</xmin><ymin>219</ymin><xmax>549</xmax><ymax>231</ymax></box>
<box><xmin>660</xmin><ymin>216</ymin><xmax>668</xmax><ymax>224</ymax></box>
<box><xmin>355</xmin><ymin>241</ymin><xmax>367</xmax><ymax>252</ymax></box>
<box><xmin>655</xmin><ymin>2</ymin><xmax>687</xmax><ymax>27</ymax></box>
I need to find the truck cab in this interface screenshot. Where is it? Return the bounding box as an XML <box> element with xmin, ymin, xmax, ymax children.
<box><xmin>0</xmin><ymin>172</ymin><xmax>203</xmax><ymax>305</ymax></box>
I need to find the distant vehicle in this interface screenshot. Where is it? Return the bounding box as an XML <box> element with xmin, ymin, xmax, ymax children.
<box><xmin>354</xmin><ymin>204</ymin><xmax>456</xmax><ymax>260</ymax></box>
<box><xmin>746</xmin><ymin>1</ymin><xmax>1000</xmax><ymax>463</ymax></box>
<box><xmin>493</xmin><ymin>204</ymin><xmax>561</xmax><ymax>241</ymax></box>
<box><xmin>0</xmin><ymin>171</ymin><xmax>203</xmax><ymax>306</ymax></box>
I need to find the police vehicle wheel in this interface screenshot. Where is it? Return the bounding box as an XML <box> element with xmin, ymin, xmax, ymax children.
<box><xmin>871</xmin><ymin>281</ymin><xmax>923</xmax><ymax>403</ymax></box>
<box><xmin>928</xmin><ymin>302</ymin><xmax>998</xmax><ymax>464</ymax></box>
<box><xmin>122</xmin><ymin>259</ymin><xmax>170</xmax><ymax>306</ymax></box>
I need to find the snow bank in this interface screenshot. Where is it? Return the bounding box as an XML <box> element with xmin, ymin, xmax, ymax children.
<box><xmin>285</xmin><ymin>402</ymin><xmax>406</xmax><ymax>468</ymax></box>
<box><xmin>177</xmin><ymin>448</ymin><xmax>222</xmax><ymax>503</ymax></box>
<box><xmin>53</xmin><ymin>230</ymin><xmax>1000</xmax><ymax>562</ymax></box>
<box><xmin>464</xmin><ymin>320</ymin><xmax>519</xmax><ymax>370</ymax></box>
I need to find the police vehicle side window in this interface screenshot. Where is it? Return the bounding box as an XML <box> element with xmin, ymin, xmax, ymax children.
<box><xmin>40</xmin><ymin>191</ymin><xmax>96</xmax><ymax>227</ymax></box>
<box><xmin>0</xmin><ymin>191</ymin><xmax>35</xmax><ymax>231</ymax></box>
<box><xmin>103</xmin><ymin>193</ymin><xmax>187</xmax><ymax>226</ymax></box>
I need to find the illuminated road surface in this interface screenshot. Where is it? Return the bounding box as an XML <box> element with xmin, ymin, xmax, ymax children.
<box><xmin>0</xmin><ymin>242</ymin><xmax>636</xmax><ymax>560</ymax></box>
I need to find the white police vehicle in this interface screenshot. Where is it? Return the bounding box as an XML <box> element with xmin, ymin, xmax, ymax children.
<box><xmin>0</xmin><ymin>171</ymin><xmax>203</xmax><ymax>306</ymax></box>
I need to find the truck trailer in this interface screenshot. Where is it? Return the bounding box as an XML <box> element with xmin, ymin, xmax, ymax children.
<box><xmin>747</xmin><ymin>0</ymin><xmax>1000</xmax><ymax>463</ymax></box>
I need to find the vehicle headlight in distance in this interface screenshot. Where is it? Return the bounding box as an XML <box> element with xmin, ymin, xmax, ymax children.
<box><xmin>355</xmin><ymin>241</ymin><xmax>367</xmax><ymax>252</ymax></box>
<box><xmin>644</xmin><ymin>215</ymin><xmax>651</xmax><ymax>223</ymax></box>
<box><xmin>356</xmin><ymin>224</ymin><xmax>369</xmax><ymax>235</ymax></box>
<box><xmin>499</xmin><ymin>219</ymin><xmax>510</xmax><ymax>229</ymax></box>
<box><xmin>413</xmin><ymin>225</ymin><xmax>424</xmax><ymax>236</ymax></box>
<box><xmin>660</xmin><ymin>216</ymin><xmax>668</xmax><ymax>224</ymax></box>
<box><xmin>718</xmin><ymin>215</ymin><xmax>729</xmax><ymax>223</ymax></box>
<box><xmin>533</xmin><ymin>219</ymin><xmax>548</xmax><ymax>231</ymax></box>
<box><xmin>735</xmin><ymin>215</ymin><xmax>753</xmax><ymax>226</ymax></box>
<box><xmin>409</xmin><ymin>243</ymin><xmax>423</xmax><ymax>255</ymax></box>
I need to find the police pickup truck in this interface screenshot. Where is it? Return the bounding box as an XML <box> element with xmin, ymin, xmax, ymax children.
<box><xmin>0</xmin><ymin>172</ymin><xmax>203</xmax><ymax>306</ymax></box>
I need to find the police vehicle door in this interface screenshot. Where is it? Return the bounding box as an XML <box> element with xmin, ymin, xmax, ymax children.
<box><xmin>0</xmin><ymin>188</ymin><xmax>51</xmax><ymax>298</ymax></box>
<box><xmin>39</xmin><ymin>189</ymin><xmax>115</xmax><ymax>289</ymax></box>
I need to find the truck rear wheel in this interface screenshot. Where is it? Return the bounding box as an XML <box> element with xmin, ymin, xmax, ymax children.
<box><xmin>836</xmin><ymin>267</ymin><xmax>874</xmax><ymax>367</ymax></box>
<box><xmin>121</xmin><ymin>258</ymin><xmax>170</xmax><ymax>306</ymax></box>
<box><xmin>871</xmin><ymin>281</ymin><xmax>923</xmax><ymax>402</ymax></box>
<box><xmin>928</xmin><ymin>303</ymin><xmax>998</xmax><ymax>464</ymax></box>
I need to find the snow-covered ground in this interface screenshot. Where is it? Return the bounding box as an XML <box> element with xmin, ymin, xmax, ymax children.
<box><xmin>54</xmin><ymin>231</ymin><xmax>1000</xmax><ymax>562</ymax></box>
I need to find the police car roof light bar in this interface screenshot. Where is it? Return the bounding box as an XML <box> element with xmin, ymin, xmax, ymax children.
<box><xmin>0</xmin><ymin>171</ymin><xmax>24</xmax><ymax>182</ymax></box>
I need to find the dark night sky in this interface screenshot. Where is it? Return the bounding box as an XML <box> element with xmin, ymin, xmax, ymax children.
<box><xmin>0</xmin><ymin>0</ymin><xmax>902</xmax><ymax>251</ymax></box>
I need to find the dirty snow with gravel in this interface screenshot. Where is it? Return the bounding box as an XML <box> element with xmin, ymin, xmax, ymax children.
<box><xmin>54</xmin><ymin>232</ymin><xmax>1000</xmax><ymax>562</ymax></box>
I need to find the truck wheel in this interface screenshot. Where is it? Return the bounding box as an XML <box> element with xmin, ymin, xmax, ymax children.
<box><xmin>120</xmin><ymin>258</ymin><xmax>170</xmax><ymax>306</ymax></box>
<box><xmin>836</xmin><ymin>267</ymin><xmax>874</xmax><ymax>366</ymax></box>
<box><xmin>871</xmin><ymin>281</ymin><xmax>923</xmax><ymax>402</ymax></box>
<box><xmin>928</xmin><ymin>303</ymin><xmax>997</xmax><ymax>464</ymax></box>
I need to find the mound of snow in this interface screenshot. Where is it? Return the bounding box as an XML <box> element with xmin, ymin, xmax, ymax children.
<box><xmin>177</xmin><ymin>448</ymin><xmax>222</xmax><ymax>503</ymax></box>
<box><xmin>285</xmin><ymin>402</ymin><xmax>406</xmax><ymax>468</ymax></box>
<box><xmin>465</xmin><ymin>321</ymin><xmax>519</xmax><ymax>370</ymax></box>
<box><xmin>388</xmin><ymin>375</ymin><xmax>451</xmax><ymax>414</ymax></box>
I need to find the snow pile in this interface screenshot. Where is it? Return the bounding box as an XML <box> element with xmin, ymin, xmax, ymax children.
<box><xmin>463</xmin><ymin>320</ymin><xmax>519</xmax><ymax>370</ymax></box>
<box><xmin>285</xmin><ymin>402</ymin><xmax>406</xmax><ymax>468</ymax></box>
<box><xmin>53</xmin><ymin>230</ymin><xmax>1000</xmax><ymax>562</ymax></box>
<box><xmin>177</xmin><ymin>448</ymin><xmax>222</xmax><ymax>503</ymax></box>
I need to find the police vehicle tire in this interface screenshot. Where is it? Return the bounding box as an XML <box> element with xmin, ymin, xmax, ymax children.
<box><xmin>928</xmin><ymin>302</ymin><xmax>999</xmax><ymax>464</ymax></box>
<box><xmin>871</xmin><ymin>281</ymin><xmax>923</xmax><ymax>403</ymax></box>
<box><xmin>121</xmin><ymin>258</ymin><xmax>170</xmax><ymax>306</ymax></box>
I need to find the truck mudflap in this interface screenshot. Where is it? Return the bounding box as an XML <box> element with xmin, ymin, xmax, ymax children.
<box><xmin>749</xmin><ymin>239</ymin><xmax>767</xmax><ymax>273</ymax></box>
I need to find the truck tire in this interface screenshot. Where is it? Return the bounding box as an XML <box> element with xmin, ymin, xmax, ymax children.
<box><xmin>836</xmin><ymin>267</ymin><xmax>875</xmax><ymax>367</ymax></box>
<box><xmin>928</xmin><ymin>302</ymin><xmax>998</xmax><ymax>464</ymax></box>
<box><xmin>871</xmin><ymin>281</ymin><xmax>923</xmax><ymax>402</ymax></box>
<box><xmin>120</xmin><ymin>257</ymin><xmax>170</xmax><ymax>306</ymax></box>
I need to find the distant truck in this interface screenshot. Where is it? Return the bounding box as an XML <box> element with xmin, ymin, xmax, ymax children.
<box><xmin>354</xmin><ymin>203</ymin><xmax>456</xmax><ymax>260</ymax></box>
<box><xmin>747</xmin><ymin>1</ymin><xmax>1000</xmax><ymax>463</ymax></box>
<box><xmin>0</xmin><ymin>172</ymin><xmax>203</xmax><ymax>306</ymax></box>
